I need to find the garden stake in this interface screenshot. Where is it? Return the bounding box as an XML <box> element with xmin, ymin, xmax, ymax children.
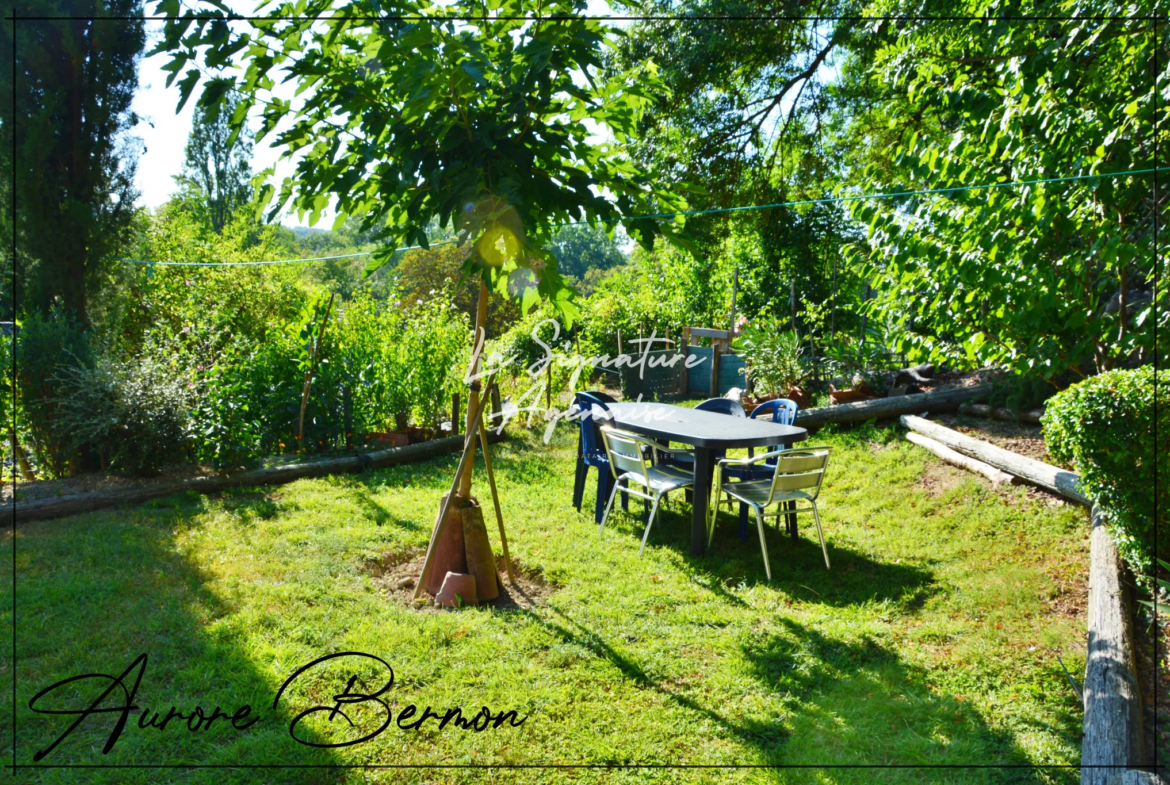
<box><xmin>478</xmin><ymin>418</ymin><xmax>515</xmax><ymax>585</ymax></box>
<box><xmin>414</xmin><ymin>372</ymin><xmax>495</xmax><ymax>601</ymax></box>
<box><xmin>297</xmin><ymin>292</ymin><xmax>335</xmax><ymax>443</ymax></box>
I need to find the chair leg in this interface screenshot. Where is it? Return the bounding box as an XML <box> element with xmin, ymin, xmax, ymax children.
<box><xmin>594</xmin><ymin>469</ymin><xmax>610</xmax><ymax>524</ymax></box>
<box><xmin>811</xmin><ymin>501</ymin><xmax>831</xmax><ymax>569</ymax></box>
<box><xmin>638</xmin><ymin>494</ymin><xmax>663</xmax><ymax>556</ymax></box>
<box><xmin>598</xmin><ymin>478</ymin><xmax>621</xmax><ymax>535</ymax></box>
<box><xmin>573</xmin><ymin>458</ymin><xmax>586</xmax><ymax>511</ymax></box>
<box><xmin>621</xmin><ymin>478</ymin><xmax>629</xmax><ymax>511</ymax></box>
<box><xmin>754</xmin><ymin>507</ymin><xmax>772</xmax><ymax>580</ymax></box>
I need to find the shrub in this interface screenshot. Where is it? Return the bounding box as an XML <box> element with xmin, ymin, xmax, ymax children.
<box><xmin>53</xmin><ymin>353</ymin><xmax>196</xmax><ymax>476</ymax></box>
<box><xmin>739</xmin><ymin>320</ymin><xmax>807</xmax><ymax>398</ymax></box>
<box><xmin>1043</xmin><ymin>367</ymin><xmax>1168</xmax><ymax>586</ymax></box>
<box><xmin>16</xmin><ymin>309</ymin><xmax>93</xmax><ymax>476</ymax></box>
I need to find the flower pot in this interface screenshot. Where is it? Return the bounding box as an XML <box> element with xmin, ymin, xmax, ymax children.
<box><xmin>829</xmin><ymin>384</ymin><xmax>875</xmax><ymax>406</ymax></box>
<box><xmin>786</xmin><ymin>386</ymin><xmax>811</xmax><ymax>409</ymax></box>
<box><xmin>436</xmin><ymin>571</ymin><xmax>477</xmax><ymax>608</ymax></box>
<box><xmin>365</xmin><ymin>431</ymin><xmax>410</xmax><ymax>447</ymax></box>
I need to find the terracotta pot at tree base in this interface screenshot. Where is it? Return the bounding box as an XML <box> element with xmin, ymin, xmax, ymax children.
<box><xmin>423</xmin><ymin>492</ymin><xmax>471</xmax><ymax>595</ymax></box>
<box><xmin>461</xmin><ymin>502</ymin><xmax>499</xmax><ymax>601</ymax></box>
<box><xmin>436</xmin><ymin>572</ymin><xmax>477</xmax><ymax>608</ymax></box>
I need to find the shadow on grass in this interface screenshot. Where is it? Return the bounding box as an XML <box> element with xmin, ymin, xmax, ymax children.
<box><xmin>600</xmin><ymin>501</ymin><xmax>939</xmax><ymax>610</ymax></box>
<box><xmin>527</xmin><ymin>605</ymin><xmax>1064</xmax><ymax>780</ymax></box>
<box><xmin>4</xmin><ymin>495</ymin><xmax>349</xmax><ymax>784</ymax></box>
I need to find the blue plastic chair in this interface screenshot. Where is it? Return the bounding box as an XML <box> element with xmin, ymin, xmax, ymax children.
<box><xmin>571</xmin><ymin>392</ymin><xmax>624</xmax><ymax>523</ymax></box>
<box><xmin>697</xmin><ymin>397</ymin><xmax>747</xmax><ymax>418</ymax></box>
<box><xmin>749</xmin><ymin>399</ymin><xmax>798</xmax><ymax>425</ymax></box>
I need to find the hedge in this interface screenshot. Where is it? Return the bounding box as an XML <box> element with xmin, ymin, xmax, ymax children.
<box><xmin>1043</xmin><ymin>366</ymin><xmax>1167</xmax><ymax>587</ymax></box>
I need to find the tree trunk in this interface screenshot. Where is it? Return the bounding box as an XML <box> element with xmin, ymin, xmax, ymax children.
<box><xmin>905</xmin><ymin>431</ymin><xmax>1016</xmax><ymax>487</ymax></box>
<box><xmin>796</xmin><ymin>384</ymin><xmax>992</xmax><ymax>428</ymax></box>
<box><xmin>899</xmin><ymin>414</ymin><xmax>1089</xmax><ymax>505</ymax></box>
<box><xmin>458</xmin><ymin>281</ymin><xmax>490</xmax><ymax>498</ymax></box>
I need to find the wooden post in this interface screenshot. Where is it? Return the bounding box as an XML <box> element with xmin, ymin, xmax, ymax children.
<box><xmin>789</xmin><ymin>280</ymin><xmax>796</xmax><ymax>330</ymax></box>
<box><xmin>477</xmin><ymin>419</ymin><xmax>515</xmax><ymax>585</ymax></box>
<box><xmin>831</xmin><ymin>255</ymin><xmax>838</xmax><ymax>336</ymax></box>
<box><xmin>728</xmin><ymin>268</ymin><xmax>739</xmax><ymax>337</ymax></box>
<box><xmin>710</xmin><ymin>341</ymin><xmax>720</xmax><ymax>398</ymax></box>
<box><xmin>680</xmin><ymin>327</ymin><xmax>691</xmax><ymax>395</ymax></box>
<box><xmin>452</xmin><ymin>392</ymin><xmax>460</xmax><ymax>436</ymax></box>
<box><xmin>458</xmin><ymin>281</ymin><xmax>489</xmax><ymax>498</ymax></box>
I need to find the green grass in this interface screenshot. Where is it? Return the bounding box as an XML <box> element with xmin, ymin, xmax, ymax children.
<box><xmin>1</xmin><ymin>418</ymin><xmax>1089</xmax><ymax>784</ymax></box>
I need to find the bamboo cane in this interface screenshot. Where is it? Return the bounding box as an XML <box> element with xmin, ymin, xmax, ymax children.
<box><xmin>297</xmin><ymin>293</ymin><xmax>335</xmax><ymax>442</ymax></box>
<box><xmin>478</xmin><ymin>418</ymin><xmax>514</xmax><ymax>585</ymax></box>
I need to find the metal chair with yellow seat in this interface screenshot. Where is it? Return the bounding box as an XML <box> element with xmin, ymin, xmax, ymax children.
<box><xmin>707</xmin><ymin>446</ymin><xmax>832</xmax><ymax>579</ymax></box>
<box><xmin>598</xmin><ymin>426</ymin><xmax>695</xmax><ymax>556</ymax></box>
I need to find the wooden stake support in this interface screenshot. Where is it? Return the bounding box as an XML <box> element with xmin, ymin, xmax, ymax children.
<box><xmin>479</xmin><ymin>419</ymin><xmax>515</xmax><ymax>585</ymax></box>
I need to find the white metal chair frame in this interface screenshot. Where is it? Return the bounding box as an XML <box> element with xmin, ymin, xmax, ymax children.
<box><xmin>706</xmin><ymin>446</ymin><xmax>833</xmax><ymax>580</ymax></box>
<box><xmin>599</xmin><ymin>426</ymin><xmax>696</xmax><ymax>556</ymax></box>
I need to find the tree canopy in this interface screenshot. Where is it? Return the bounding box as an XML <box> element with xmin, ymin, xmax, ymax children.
<box><xmin>152</xmin><ymin>0</ymin><xmax>693</xmax><ymax>324</ymax></box>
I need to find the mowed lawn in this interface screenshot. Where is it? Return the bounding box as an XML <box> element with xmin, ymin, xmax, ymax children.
<box><xmin>2</xmin><ymin>419</ymin><xmax>1089</xmax><ymax>784</ymax></box>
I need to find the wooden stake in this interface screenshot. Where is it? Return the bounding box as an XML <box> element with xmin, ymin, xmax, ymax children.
<box><xmin>478</xmin><ymin>418</ymin><xmax>515</xmax><ymax>585</ymax></box>
<box><xmin>298</xmin><ymin>293</ymin><xmax>335</xmax><ymax>443</ymax></box>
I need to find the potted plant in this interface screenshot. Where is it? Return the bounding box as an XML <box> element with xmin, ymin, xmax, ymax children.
<box><xmin>823</xmin><ymin>336</ymin><xmax>887</xmax><ymax>404</ymax></box>
<box><xmin>738</xmin><ymin>320</ymin><xmax>810</xmax><ymax>409</ymax></box>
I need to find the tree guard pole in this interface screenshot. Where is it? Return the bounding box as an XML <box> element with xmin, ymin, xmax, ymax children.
<box><xmin>458</xmin><ymin>280</ymin><xmax>490</xmax><ymax>498</ymax></box>
<box><xmin>478</xmin><ymin>418</ymin><xmax>515</xmax><ymax>585</ymax></box>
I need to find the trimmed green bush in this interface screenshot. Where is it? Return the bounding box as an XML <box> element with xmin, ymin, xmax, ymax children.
<box><xmin>1043</xmin><ymin>367</ymin><xmax>1168</xmax><ymax>586</ymax></box>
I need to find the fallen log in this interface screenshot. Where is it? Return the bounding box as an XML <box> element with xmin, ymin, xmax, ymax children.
<box><xmin>797</xmin><ymin>384</ymin><xmax>993</xmax><ymax>428</ymax></box>
<box><xmin>7</xmin><ymin>432</ymin><xmax>506</xmax><ymax>525</ymax></box>
<box><xmin>904</xmin><ymin>432</ymin><xmax>1017</xmax><ymax>487</ymax></box>
<box><xmin>1082</xmin><ymin>505</ymin><xmax>1144</xmax><ymax>785</ymax></box>
<box><xmin>899</xmin><ymin>414</ymin><xmax>1088</xmax><ymax>505</ymax></box>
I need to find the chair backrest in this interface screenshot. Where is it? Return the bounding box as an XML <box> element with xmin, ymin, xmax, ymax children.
<box><xmin>696</xmin><ymin>397</ymin><xmax>746</xmax><ymax>417</ymax></box>
<box><xmin>764</xmin><ymin>446</ymin><xmax>831</xmax><ymax>503</ymax></box>
<box><xmin>579</xmin><ymin>390</ymin><xmax>617</xmax><ymax>403</ymax></box>
<box><xmin>600</xmin><ymin>427</ymin><xmax>650</xmax><ymax>484</ymax></box>
<box><xmin>750</xmin><ymin>399</ymin><xmax>799</xmax><ymax>426</ymax></box>
<box><xmin>573</xmin><ymin>393</ymin><xmax>612</xmax><ymax>458</ymax></box>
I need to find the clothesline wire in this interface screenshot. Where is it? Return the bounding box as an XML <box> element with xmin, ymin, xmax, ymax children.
<box><xmin>121</xmin><ymin>166</ymin><xmax>1164</xmax><ymax>268</ymax></box>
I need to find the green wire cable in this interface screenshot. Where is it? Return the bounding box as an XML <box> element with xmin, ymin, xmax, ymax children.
<box><xmin>123</xmin><ymin>166</ymin><xmax>1164</xmax><ymax>268</ymax></box>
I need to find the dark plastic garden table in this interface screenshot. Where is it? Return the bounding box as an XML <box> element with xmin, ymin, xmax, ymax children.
<box><xmin>602</xmin><ymin>402</ymin><xmax>807</xmax><ymax>556</ymax></box>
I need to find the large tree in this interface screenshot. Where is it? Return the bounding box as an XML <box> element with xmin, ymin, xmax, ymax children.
<box><xmin>838</xmin><ymin>0</ymin><xmax>1167</xmax><ymax>382</ymax></box>
<box><xmin>2</xmin><ymin>0</ymin><xmax>146</xmax><ymax>323</ymax></box>
<box><xmin>153</xmin><ymin>0</ymin><xmax>690</xmax><ymax>324</ymax></box>
<box><xmin>176</xmin><ymin>92</ymin><xmax>255</xmax><ymax>233</ymax></box>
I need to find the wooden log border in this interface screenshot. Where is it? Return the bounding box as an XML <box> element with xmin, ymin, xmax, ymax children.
<box><xmin>896</xmin><ymin>416</ymin><xmax>1154</xmax><ymax>782</ymax></box>
<box><xmin>7</xmin><ymin>431</ymin><xmax>507</xmax><ymax>525</ymax></box>
<box><xmin>899</xmin><ymin>414</ymin><xmax>1089</xmax><ymax>505</ymax></box>
<box><xmin>1083</xmin><ymin>505</ymin><xmax>1148</xmax><ymax>785</ymax></box>
<box><xmin>795</xmin><ymin>383</ymin><xmax>994</xmax><ymax>428</ymax></box>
